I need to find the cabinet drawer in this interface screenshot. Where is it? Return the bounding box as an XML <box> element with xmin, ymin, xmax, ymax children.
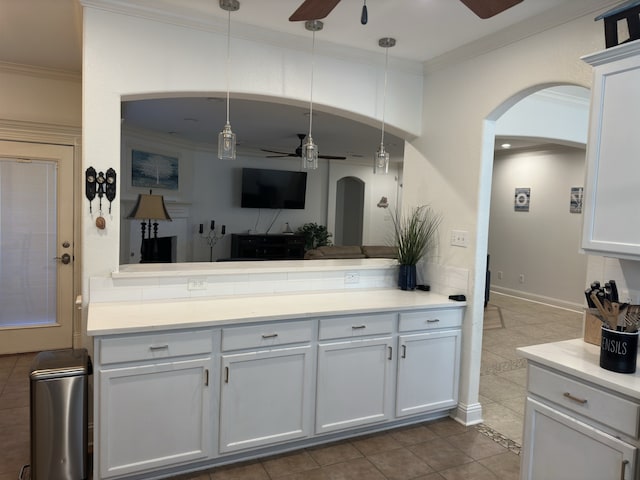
<box><xmin>100</xmin><ymin>330</ymin><xmax>213</xmax><ymax>365</ymax></box>
<box><xmin>398</xmin><ymin>308</ymin><xmax>462</xmax><ymax>332</ymax></box>
<box><xmin>319</xmin><ymin>313</ymin><xmax>395</xmax><ymax>340</ymax></box>
<box><xmin>222</xmin><ymin>321</ymin><xmax>312</xmax><ymax>351</ymax></box>
<box><xmin>529</xmin><ymin>364</ymin><xmax>640</xmax><ymax>438</ymax></box>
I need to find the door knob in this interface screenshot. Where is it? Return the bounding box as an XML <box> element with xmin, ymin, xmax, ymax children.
<box><xmin>55</xmin><ymin>253</ymin><xmax>72</xmax><ymax>264</ymax></box>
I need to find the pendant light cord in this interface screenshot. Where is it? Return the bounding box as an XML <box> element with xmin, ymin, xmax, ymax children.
<box><xmin>380</xmin><ymin>44</ymin><xmax>389</xmax><ymax>145</ymax></box>
<box><xmin>225</xmin><ymin>9</ymin><xmax>231</xmax><ymax>125</ymax></box>
<box><xmin>308</xmin><ymin>29</ymin><xmax>315</xmax><ymax>138</ymax></box>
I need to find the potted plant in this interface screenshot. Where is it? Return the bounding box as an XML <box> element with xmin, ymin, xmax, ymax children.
<box><xmin>296</xmin><ymin>223</ymin><xmax>333</xmax><ymax>252</ymax></box>
<box><xmin>391</xmin><ymin>205</ymin><xmax>442</xmax><ymax>290</ymax></box>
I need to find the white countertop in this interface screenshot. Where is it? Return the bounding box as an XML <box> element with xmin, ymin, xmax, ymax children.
<box><xmin>518</xmin><ymin>339</ymin><xmax>640</xmax><ymax>400</ymax></box>
<box><xmin>88</xmin><ymin>289</ymin><xmax>464</xmax><ymax>336</ymax></box>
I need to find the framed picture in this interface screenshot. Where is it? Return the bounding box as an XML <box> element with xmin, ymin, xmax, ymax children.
<box><xmin>514</xmin><ymin>187</ymin><xmax>530</xmax><ymax>212</ymax></box>
<box><xmin>570</xmin><ymin>187</ymin><xmax>583</xmax><ymax>213</ymax></box>
<box><xmin>131</xmin><ymin>149</ymin><xmax>179</xmax><ymax>190</ymax></box>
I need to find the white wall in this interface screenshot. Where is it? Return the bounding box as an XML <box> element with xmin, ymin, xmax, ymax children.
<box><xmin>488</xmin><ymin>146</ymin><xmax>587</xmax><ymax>308</ymax></box>
<box><xmin>82</xmin><ymin>4</ymin><xmax>423</xmax><ymax>295</ymax></box>
<box><xmin>403</xmin><ymin>11</ymin><xmax>610</xmax><ymax>424</ymax></box>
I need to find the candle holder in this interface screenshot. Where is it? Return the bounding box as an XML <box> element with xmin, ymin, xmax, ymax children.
<box><xmin>199</xmin><ymin>221</ymin><xmax>226</xmax><ymax>261</ymax></box>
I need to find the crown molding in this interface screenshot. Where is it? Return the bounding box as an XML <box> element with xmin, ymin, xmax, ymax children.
<box><xmin>0</xmin><ymin>119</ymin><xmax>81</xmax><ymax>146</ymax></box>
<box><xmin>0</xmin><ymin>61</ymin><xmax>81</xmax><ymax>82</ymax></box>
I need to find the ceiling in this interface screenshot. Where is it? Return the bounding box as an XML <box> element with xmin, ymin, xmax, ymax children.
<box><xmin>0</xmin><ymin>0</ymin><xmax>615</xmax><ymax>161</ymax></box>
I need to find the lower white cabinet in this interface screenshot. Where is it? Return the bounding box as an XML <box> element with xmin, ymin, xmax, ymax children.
<box><xmin>316</xmin><ymin>336</ymin><xmax>394</xmax><ymax>433</ymax></box>
<box><xmin>219</xmin><ymin>345</ymin><xmax>313</xmax><ymax>453</ymax></box>
<box><xmin>396</xmin><ymin>329</ymin><xmax>461</xmax><ymax>417</ymax></box>
<box><xmin>522</xmin><ymin>398</ymin><xmax>636</xmax><ymax>480</ymax></box>
<box><xmin>94</xmin><ymin>334</ymin><xmax>213</xmax><ymax>478</ymax></box>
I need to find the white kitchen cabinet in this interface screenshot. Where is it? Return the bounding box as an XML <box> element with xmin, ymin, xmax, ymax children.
<box><xmin>395</xmin><ymin>309</ymin><xmax>462</xmax><ymax>417</ymax></box>
<box><xmin>96</xmin><ymin>330</ymin><xmax>215</xmax><ymax>478</ymax></box>
<box><xmin>522</xmin><ymin>398</ymin><xmax>636</xmax><ymax>480</ymax></box>
<box><xmin>219</xmin><ymin>321</ymin><xmax>313</xmax><ymax>453</ymax></box>
<box><xmin>396</xmin><ymin>329</ymin><xmax>461</xmax><ymax>417</ymax></box>
<box><xmin>315</xmin><ymin>313</ymin><xmax>395</xmax><ymax>433</ymax></box>
<box><xmin>581</xmin><ymin>41</ymin><xmax>640</xmax><ymax>259</ymax></box>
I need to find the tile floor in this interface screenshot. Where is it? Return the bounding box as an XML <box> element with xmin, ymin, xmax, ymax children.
<box><xmin>0</xmin><ymin>293</ymin><xmax>582</xmax><ymax>480</ymax></box>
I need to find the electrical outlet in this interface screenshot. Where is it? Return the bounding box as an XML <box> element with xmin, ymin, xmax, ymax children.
<box><xmin>519</xmin><ymin>274</ymin><xmax>525</xmax><ymax>284</ymax></box>
<box><xmin>450</xmin><ymin>230</ymin><xmax>468</xmax><ymax>247</ymax></box>
<box><xmin>497</xmin><ymin>271</ymin><xmax>503</xmax><ymax>280</ymax></box>
<box><xmin>345</xmin><ymin>272</ymin><xmax>360</xmax><ymax>284</ymax></box>
<box><xmin>187</xmin><ymin>278</ymin><xmax>207</xmax><ymax>290</ymax></box>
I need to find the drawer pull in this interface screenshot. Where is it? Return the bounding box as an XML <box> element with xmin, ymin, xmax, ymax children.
<box><xmin>426</xmin><ymin>319</ymin><xmax>440</xmax><ymax>324</ymax></box>
<box><xmin>149</xmin><ymin>344</ymin><xmax>169</xmax><ymax>351</ymax></box>
<box><xmin>352</xmin><ymin>325</ymin><xmax>367</xmax><ymax>330</ymax></box>
<box><xmin>563</xmin><ymin>392</ymin><xmax>588</xmax><ymax>405</ymax></box>
<box><xmin>261</xmin><ymin>333</ymin><xmax>278</xmax><ymax>339</ymax></box>
<box><xmin>620</xmin><ymin>459</ymin><xmax>629</xmax><ymax>480</ymax></box>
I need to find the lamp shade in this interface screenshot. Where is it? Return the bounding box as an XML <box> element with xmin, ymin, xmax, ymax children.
<box><xmin>127</xmin><ymin>193</ymin><xmax>172</xmax><ymax>221</ymax></box>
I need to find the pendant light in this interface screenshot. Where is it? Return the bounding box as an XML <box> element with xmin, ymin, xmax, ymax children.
<box><xmin>218</xmin><ymin>0</ymin><xmax>240</xmax><ymax>160</ymax></box>
<box><xmin>374</xmin><ymin>37</ymin><xmax>395</xmax><ymax>174</ymax></box>
<box><xmin>302</xmin><ymin>20</ymin><xmax>323</xmax><ymax>170</ymax></box>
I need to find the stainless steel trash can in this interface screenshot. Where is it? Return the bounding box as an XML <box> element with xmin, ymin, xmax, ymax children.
<box><xmin>29</xmin><ymin>349</ymin><xmax>91</xmax><ymax>480</ymax></box>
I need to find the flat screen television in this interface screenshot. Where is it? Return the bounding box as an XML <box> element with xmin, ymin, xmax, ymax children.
<box><xmin>241</xmin><ymin>168</ymin><xmax>307</xmax><ymax>209</ymax></box>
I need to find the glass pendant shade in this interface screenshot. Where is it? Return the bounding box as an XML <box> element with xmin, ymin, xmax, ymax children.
<box><xmin>374</xmin><ymin>143</ymin><xmax>389</xmax><ymax>174</ymax></box>
<box><xmin>302</xmin><ymin>135</ymin><xmax>318</xmax><ymax>170</ymax></box>
<box><xmin>218</xmin><ymin>122</ymin><xmax>236</xmax><ymax>160</ymax></box>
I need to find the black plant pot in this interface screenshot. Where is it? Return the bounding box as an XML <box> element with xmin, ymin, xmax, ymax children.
<box><xmin>398</xmin><ymin>264</ymin><xmax>417</xmax><ymax>291</ymax></box>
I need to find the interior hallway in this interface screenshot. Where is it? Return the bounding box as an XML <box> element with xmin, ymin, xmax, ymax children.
<box><xmin>0</xmin><ymin>294</ymin><xmax>582</xmax><ymax>480</ymax></box>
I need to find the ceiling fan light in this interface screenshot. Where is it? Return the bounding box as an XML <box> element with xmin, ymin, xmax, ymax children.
<box><xmin>218</xmin><ymin>122</ymin><xmax>236</xmax><ymax>160</ymax></box>
<box><xmin>302</xmin><ymin>136</ymin><xmax>318</xmax><ymax>170</ymax></box>
<box><xmin>374</xmin><ymin>144</ymin><xmax>389</xmax><ymax>174</ymax></box>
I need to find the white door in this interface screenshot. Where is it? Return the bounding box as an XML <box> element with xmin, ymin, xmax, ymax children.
<box><xmin>396</xmin><ymin>329</ymin><xmax>461</xmax><ymax>417</ymax></box>
<box><xmin>0</xmin><ymin>140</ymin><xmax>75</xmax><ymax>354</ymax></box>
<box><xmin>219</xmin><ymin>345</ymin><xmax>312</xmax><ymax>453</ymax></box>
<box><xmin>522</xmin><ymin>398</ymin><xmax>637</xmax><ymax>480</ymax></box>
<box><xmin>316</xmin><ymin>337</ymin><xmax>393</xmax><ymax>433</ymax></box>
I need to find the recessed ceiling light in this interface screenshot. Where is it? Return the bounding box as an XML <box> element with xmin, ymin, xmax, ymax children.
<box><xmin>501</xmin><ymin>143</ymin><xmax>512</xmax><ymax>149</ymax></box>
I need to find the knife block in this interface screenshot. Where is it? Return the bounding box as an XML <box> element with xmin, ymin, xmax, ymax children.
<box><xmin>584</xmin><ymin>310</ymin><xmax>602</xmax><ymax>346</ymax></box>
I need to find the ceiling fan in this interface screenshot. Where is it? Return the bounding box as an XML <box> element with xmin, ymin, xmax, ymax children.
<box><xmin>261</xmin><ymin>133</ymin><xmax>347</xmax><ymax>160</ymax></box>
<box><xmin>289</xmin><ymin>0</ymin><xmax>523</xmax><ymax>21</ymax></box>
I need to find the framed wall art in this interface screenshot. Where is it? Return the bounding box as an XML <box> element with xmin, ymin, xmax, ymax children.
<box><xmin>514</xmin><ymin>187</ymin><xmax>530</xmax><ymax>212</ymax></box>
<box><xmin>131</xmin><ymin>149</ymin><xmax>179</xmax><ymax>190</ymax></box>
<box><xmin>570</xmin><ymin>187</ymin><xmax>583</xmax><ymax>213</ymax></box>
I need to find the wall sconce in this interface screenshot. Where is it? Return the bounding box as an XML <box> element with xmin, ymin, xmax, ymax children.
<box><xmin>199</xmin><ymin>221</ymin><xmax>226</xmax><ymax>261</ymax></box>
<box><xmin>127</xmin><ymin>190</ymin><xmax>172</xmax><ymax>262</ymax></box>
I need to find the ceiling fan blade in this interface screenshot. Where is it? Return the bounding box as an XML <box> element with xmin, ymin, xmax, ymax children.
<box><xmin>261</xmin><ymin>148</ymin><xmax>291</xmax><ymax>155</ymax></box>
<box><xmin>289</xmin><ymin>0</ymin><xmax>341</xmax><ymax>21</ymax></box>
<box><xmin>319</xmin><ymin>154</ymin><xmax>347</xmax><ymax>160</ymax></box>
<box><xmin>459</xmin><ymin>0</ymin><xmax>523</xmax><ymax>19</ymax></box>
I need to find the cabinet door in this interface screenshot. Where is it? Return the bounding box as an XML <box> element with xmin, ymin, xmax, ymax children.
<box><xmin>522</xmin><ymin>398</ymin><xmax>637</xmax><ymax>480</ymax></box>
<box><xmin>219</xmin><ymin>345</ymin><xmax>312</xmax><ymax>453</ymax></box>
<box><xmin>582</xmin><ymin>47</ymin><xmax>640</xmax><ymax>259</ymax></box>
<box><xmin>396</xmin><ymin>329</ymin><xmax>461</xmax><ymax>417</ymax></box>
<box><xmin>316</xmin><ymin>337</ymin><xmax>393</xmax><ymax>434</ymax></box>
<box><xmin>99</xmin><ymin>357</ymin><xmax>213</xmax><ymax>478</ymax></box>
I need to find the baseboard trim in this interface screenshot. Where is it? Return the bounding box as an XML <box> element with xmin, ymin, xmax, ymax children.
<box><xmin>490</xmin><ymin>287</ymin><xmax>582</xmax><ymax>312</ymax></box>
<box><xmin>451</xmin><ymin>402</ymin><xmax>483</xmax><ymax>426</ymax></box>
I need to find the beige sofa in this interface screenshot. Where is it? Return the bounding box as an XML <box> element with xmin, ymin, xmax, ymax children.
<box><xmin>304</xmin><ymin>245</ymin><xmax>397</xmax><ymax>260</ymax></box>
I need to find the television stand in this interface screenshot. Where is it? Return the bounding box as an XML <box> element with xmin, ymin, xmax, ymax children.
<box><xmin>230</xmin><ymin>234</ymin><xmax>305</xmax><ymax>260</ymax></box>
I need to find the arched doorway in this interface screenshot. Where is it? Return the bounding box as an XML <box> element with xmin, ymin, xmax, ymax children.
<box><xmin>334</xmin><ymin>176</ymin><xmax>364</xmax><ymax>246</ymax></box>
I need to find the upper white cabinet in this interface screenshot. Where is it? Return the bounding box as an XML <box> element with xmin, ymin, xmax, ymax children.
<box><xmin>582</xmin><ymin>41</ymin><xmax>640</xmax><ymax>259</ymax></box>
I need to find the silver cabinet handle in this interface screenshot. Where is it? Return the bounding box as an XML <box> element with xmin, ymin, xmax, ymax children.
<box><xmin>563</xmin><ymin>392</ymin><xmax>587</xmax><ymax>405</ymax></box>
<box><xmin>352</xmin><ymin>325</ymin><xmax>366</xmax><ymax>329</ymax></box>
<box><xmin>426</xmin><ymin>319</ymin><xmax>440</xmax><ymax>323</ymax></box>
<box><xmin>620</xmin><ymin>459</ymin><xmax>629</xmax><ymax>480</ymax></box>
<box><xmin>261</xmin><ymin>333</ymin><xmax>278</xmax><ymax>339</ymax></box>
<box><xmin>401</xmin><ymin>345</ymin><xmax>407</xmax><ymax>358</ymax></box>
<box><xmin>149</xmin><ymin>344</ymin><xmax>169</xmax><ymax>351</ymax></box>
